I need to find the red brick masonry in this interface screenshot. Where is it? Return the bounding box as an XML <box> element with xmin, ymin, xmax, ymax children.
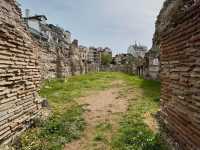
<box><xmin>160</xmin><ymin>1</ymin><xmax>200</xmax><ymax>149</ymax></box>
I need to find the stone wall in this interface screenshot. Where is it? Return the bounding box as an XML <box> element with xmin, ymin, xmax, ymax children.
<box><xmin>0</xmin><ymin>0</ymin><xmax>42</xmax><ymax>143</ymax></box>
<box><xmin>103</xmin><ymin>64</ymin><xmax>136</xmax><ymax>74</ymax></box>
<box><xmin>31</xmin><ymin>24</ymin><xmax>72</xmax><ymax>80</ymax></box>
<box><xmin>38</xmin><ymin>41</ymin><xmax>71</xmax><ymax>80</ymax></box>
<box><xmin>70</xmin><ymin>40</ymin><xmax>83</xmax><ymax>75</ymax></box>
<box><xmin>110</xmin><ymin>54</ymin><xmax>136</xmax><ymax>74</ymax></box>
<box><xmin>144</xmin><ymin>50</ymin><xmax>159</xmax><ymax>80</ymax></box>
<box><xmin>159</xmin><ymin>0</ymin><xmax>200</xmax><ymax>149</ymax></box>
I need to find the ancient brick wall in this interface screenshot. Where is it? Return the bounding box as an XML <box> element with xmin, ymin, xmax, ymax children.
<box><xmin>28</xmin><ymin>23</ymin><xmax>72</xmax><ymax>80</ymax></box>
<box><xmin>39</xmin><ymin>44</ymin><xmax>58</xmax><ymax>79</ymax></box>
<box><xmin>159</xmin><ymin>1</ymin><xmax>200</xmax><ymax>149</ymax></box>
<box><xmin>39</xmin><ymin>42</ymin><xmax>71</xmax><ymax>80</ymax></box>
<box><xmin>0</xmin><ymin>0</ymin><xmax>42</xmax><ymax>143</ymax></box>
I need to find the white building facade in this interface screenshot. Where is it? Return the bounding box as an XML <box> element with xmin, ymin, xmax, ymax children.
<box><xmin>127</xmin><ymin>43</ymin><xmax>148</xmax><ymax>58</ymax></box>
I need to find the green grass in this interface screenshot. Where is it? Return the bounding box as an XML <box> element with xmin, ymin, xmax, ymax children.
<box><xmin>95</xmin><ymin>122</ymin><xmax>112</xmax><ymax>131</ymax></box>
<box><xmin>93</xmin><ymin>122</ymin><xmax>113</xmax><ymax>143</ymax></box>
<box><xmin>18</xmin><ymin>72</ymin><xmax>118</xmax><ymax>150</ymax></box>
<box><xmin>94</xmin><ymin>132</ymin><xmax>106</xmax><ymax>142</ymax></box>
<box><xmin>111</xmin><ymin>74</ymin><xmax>167</xmax><ymax>150</ymax></box>
<box><xmin>16</xmin><ymin>72</ymin><xmax>166</xmax><ymax>150</ymax></box>
<box><xmin>19</xmin><ymin>106</ymin><xmax>85</xmax><ymax>150</ymax></box>
<box><xmin>40</xmin><ymin>72</ymin><xmax>118</xmax><ymax>108</ymax></box>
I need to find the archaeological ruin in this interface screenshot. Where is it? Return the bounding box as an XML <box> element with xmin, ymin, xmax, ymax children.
<box><xmin>0</xmin><ymin>0</ymin><xmax>200</xmax><ymax>149</ymax></box>
<box><xmin>0</xmin><ymin>0</ymin><xmax>42</xmax><ymax>143</ymax></box>
<box><xmin>0</xmin><ymin>0</ymin><xmax>103</xmax><ymax>143</ymax></box>
<box><xmin>158</xmin><ymin>0</ymin><xmax>200</xmax><ymax>149</ymax></box>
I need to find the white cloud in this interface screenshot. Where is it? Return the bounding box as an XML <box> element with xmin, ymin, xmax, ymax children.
<box><xmin>96</xmin><ymin>0</ymin><xmax>164</xmax><ymax>51</ymax></box>
<box><xmin>19</xmin><ymin>0</ymin><xmax>165</xmax><ymax>53</ymax></box>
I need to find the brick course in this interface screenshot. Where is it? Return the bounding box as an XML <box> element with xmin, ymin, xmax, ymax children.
<box><xmin>159</xmin><ymin>1</ymin><xmax>200</xmax><ymax>149</ymax></box>
<box><xmin>0</xmin><ymin>0</ymin><xmax>42</xmax><ymax>143</ymax></box>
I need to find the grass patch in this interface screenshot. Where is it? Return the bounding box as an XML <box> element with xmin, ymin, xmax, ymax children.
<box><xmin>19</xmin><ymin>106</ymin><xmax>85</xmax><ymax>150</ymax></box>
<box><xmin>18</xmin><ymin>72</ymin><xmax>117</xmax><ymax>150</ymax></box>
<box><xmin>93</xmin><ymin>122</ymin><xmax>113</xmax><ymax>143</ymax></box>
<box><xmin>95</xmin><ymin>122</ymin><xmax>112</xmax><ymax>131</ymax></box>
<box><xmin>94</xmin><ymin>132</ymin><xmax>105</xmax><ymax>142</ymax></box>
<box><xmin>16</xmin><ymin>72</ymin><xmax>167</xmax><ymax>150</ymax></box>
<box><xmin>40</xmin><ymin>72</ymin><xmax>117</xmax><ymax>108</ymax></box>
<box><xmin>111</xmin><ymin>75</ymin><xmax>167</xmax><ymax>150</ymax></box>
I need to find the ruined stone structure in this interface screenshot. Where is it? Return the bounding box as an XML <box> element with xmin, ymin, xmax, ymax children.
<box><xmin>125</xmin><ymin>42</ymin><xmax>160</xmax><ymax>79</ymax></box>
<box><xmin>135</xmin><ymin>57</ymin><xmax>146</xmax><ymax>77</ymax></box>
<box><xmin>24</xmin><ymin>11</ymin><xmax>101</xmax><ymax>79</ymax></box>
<box><xmin>0</xmin><ymin>0</ymin><xmax>103</xmax><ymax>144</ymax></box>
<box><xmin>87</xmin><ymin>47</ymin><xmax>100</xmax><ymax>72</ymax></box>
<box><xmin>79</xmin><ymin>45</ymin><xmax>89</xmax><ymax>74</ymax></box>
<box><xmin>158</xmin><ymin>0</ymin><xmax>200</xmax><ymax>149</ymax></box>
<box><xmin>70</xmin><ymin>40</ymin><xmax>84</xmax><ymax>75</ymax></box>
<box><xmin>40</xmin><ymin>24</ymin><xmax>72</xmax><ymax>79</ymax></box>
<box><xmin>24</xmin><ymin>14</ymin><xmax>72</xmax><ymax>79</ymax></box>
<box><xmin>111</xmin><ymin>54</ymin><xmax>136</xmax><ymax>74</ymax></box>
<box><xmin>0</xmin><ymin>0</ymin><xmax>42</xmax><ymax>143</ymax></box>
<box><xmin>144</xmin><ymin>50</ymin><xmax>160</xmax><ymax>80</ymax></box>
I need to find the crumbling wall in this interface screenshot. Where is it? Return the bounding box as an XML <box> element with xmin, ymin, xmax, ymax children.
<box><xmin>39</xmin><ymin>42</ymin><xmax>71</xmax><ymax>80</ymax></box>
<box><xmin>29</xmin><ymin>24</ymin><xmax>72</xmax><ymax>80</ymax></box>
<box><xmin>144</xmin><ymin>51</ymin><xmax>159</xmax><ymax>80</ymax></box>
<box><xmin>70</xmin><ymin>40</ymin><xmax>83</xmax><ymax>75</ymax></box>
<box><xmin>104</xmin><ymin>64</ymin><xmax>136</xmax><ymax>74</ymax></box>
<box><xmin>87</xmin><ymin>63</ymin><xmax>99</xmax><ymax>72</ymax></box>
<box><xmin>159</xmin><ymin>0</ymin><xmax>200</xmax><ymax>149</ymax></box>
<box><xmin>55</xmin><ymin>47</ymin><xmax>71</xmax><ymax>78</ymax></box>
<box><xmin>0</xmin><ymin>0</ymin><xmax>42</xmax><ymax>143</ymax></box>
<box><xmin>39</xmin><ymin>43</ymin><xmax>58</xmax><ymax>79</ymax></box>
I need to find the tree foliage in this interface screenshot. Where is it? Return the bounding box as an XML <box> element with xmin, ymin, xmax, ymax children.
<box><xmin>101</xmin><ymin>53</ymin><xmax>112</xmax><ymax>66</ymax></box>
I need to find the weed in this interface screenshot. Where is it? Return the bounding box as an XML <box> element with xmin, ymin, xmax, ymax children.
<box><xmin>19</xmin><ymin>106</ymin><xmax>85</xmax><ymax>150</ymax></box>
<box><xmin>95</xmin><ymin>122</ymin><xmax>112</xmax><ymax>131</ymax></box>
<box><xmin>17</xmin><ymin>72</ymin><xmax>167</xmax><ymax>150</ymax></box>
<box><xmin>18</xmin><ymin>72</ymin><xmax>116</xmax><ymax>150</ymax></box>
<box><xmin>94</xmin><ymin>132</ymin><xmax>105</xmax><ymax>142</ymax></box>
<box><xmin>111</xmin><ymin>75</ymin><xmax>167</xmax><ymax>150</ymax></box>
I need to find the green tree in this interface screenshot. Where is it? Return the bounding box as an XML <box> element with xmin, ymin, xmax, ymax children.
<box><xmin>101</xmin><ymin>53</ymin><xmax>112</xmax><ymax>66</ymax></box>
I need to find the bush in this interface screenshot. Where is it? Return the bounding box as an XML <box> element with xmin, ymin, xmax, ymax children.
<box><xmin>101</xmin><ymin>53</ymin><xmax>112</xmax><ymax>66</ymax></box>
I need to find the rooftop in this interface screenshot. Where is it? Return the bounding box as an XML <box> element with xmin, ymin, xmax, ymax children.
<box><xmin>24</xmin><ymin>15</ymin><xmax>47</xmax><ymax>21</ymax></box>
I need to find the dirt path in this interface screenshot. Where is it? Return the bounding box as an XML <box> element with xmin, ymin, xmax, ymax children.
<box><xmin>64</xmin><ymin>81</ymin><xmax>129</xmax><ymax>150</ymax></box>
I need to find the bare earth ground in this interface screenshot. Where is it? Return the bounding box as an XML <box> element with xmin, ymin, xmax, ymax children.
<box><xmin>64</xmin><ymin>80</ymin><xmax>158</xmax><ymax>150</ymax></box>
<box><xmin>144</xmin><ymin>112</ymin><xmax>159</xmax><ymax>133</ymax></box>
<box><xmin>64</xmin><ymin>81</ymin><xmax>129</xmax><ymax>150</ymax></box>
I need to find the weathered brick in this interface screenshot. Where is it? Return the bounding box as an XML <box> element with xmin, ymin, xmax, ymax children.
<box><xmin>158</xmin><ymin>1</ymin><xmax>200</xmax><ymax>149</ymax></box>
<box><xmin>0</xmin><ymin>0</ymin><xmax>42</xmax><ymax>143</ymax></box>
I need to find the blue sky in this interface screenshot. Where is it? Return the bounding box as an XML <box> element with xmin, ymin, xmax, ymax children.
<box><xmin>18</xmin><ymin>0</ymin><xmax>164</xmax><ymax>54</ymax></box>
